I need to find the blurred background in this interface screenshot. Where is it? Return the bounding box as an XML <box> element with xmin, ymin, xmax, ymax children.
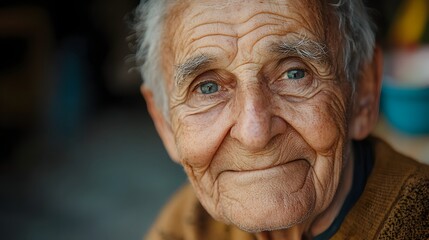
<box><xmin>0</xmin><ymin>0</ymin><xmax>428</xmax><ymax>240</ymax></box>
<box><xmin>0</xmin><ymin>1</ymin><xmax>187</xmax><ymax>239</ymax></box>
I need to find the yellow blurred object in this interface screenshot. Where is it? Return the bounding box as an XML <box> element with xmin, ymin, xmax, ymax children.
<box><xmin>390</xmin><ymin>0</ymin><xmax>428</xmax><ymax>46</ymax></box>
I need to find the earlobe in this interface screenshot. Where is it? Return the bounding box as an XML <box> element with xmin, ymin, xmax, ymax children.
<box><xmin>351</xmin><ymin>46</ymin><xmax>383</xmax><ymax>140</ymax></box>
<box><xmin>141</xmin><ymin>85</ymin><xmax>180</xmax><ymax>162</ymax></box>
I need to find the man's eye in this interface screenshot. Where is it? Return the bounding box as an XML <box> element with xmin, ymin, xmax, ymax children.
<box><xmin>198</xmin><ymin>81</ymin><xmax>219</xmax><ymax>94</ymax></box>
<box><xmin>284</xmin><ymin>69</ymin><xmax>306</xmax><ymax>80</ymax></box>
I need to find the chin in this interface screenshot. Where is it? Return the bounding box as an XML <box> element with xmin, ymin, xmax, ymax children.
<box><xmin>214</xmin><ymin>172</ymin><xmax>317</xmax><ymax>233</ymax></box>
<box><xmin>224</xmin><ymin>196</ymin><xmax>315</xmax><ymax>233</ymax></box>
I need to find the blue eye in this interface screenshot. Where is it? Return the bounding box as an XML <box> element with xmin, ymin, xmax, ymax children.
<box><xmin>199</xmin><ymin>81</ymin><xmax>219</xmax><ymax>94</ymax></box>
<box><xmin>198</xmin><ymin>82</ymin><xmax>219</xmax><ymax>94</ymax></box>
<box><xmin>286</xmin><ymin>69</ymin><xmax>306</xmax><ymax>80</ymax></box>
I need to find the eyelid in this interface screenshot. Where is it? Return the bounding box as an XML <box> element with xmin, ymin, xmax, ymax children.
<box><xmin>281</xmin><ymin>57</ymin><xmax>310</xmax><ymax>68</ymax></box>
<box><xmin>194</xmin><ymin>80</ymin><xmax>219</xmax><ymax>93</ymax></box>
<box><xmin>270</xmin><ymin>58</ymin><xmax>315</xmax><ymax>95</ymax></box>
<box><xmin>273</xmin><ymin>57</ymin><xmax>307</xmax><ymax>72</ymax></box>
<box><xmin>281</xmin><ymin>68</ymin><xmax>307</xmax><ymax>79</ymax></box>
<box><xmin>277</xmin><ymin>61</ymin><xmax>311</xmax><ymax>81</ymax></box>
<box><xmin>191</xmin><ymin>72</ymin><xmax>219</xmax><ymax>90</ymax></box>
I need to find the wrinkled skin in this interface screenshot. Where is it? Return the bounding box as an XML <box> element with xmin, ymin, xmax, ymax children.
<box><xmin>142</xmin><ymin>0</ymin><xmax>382</xmax><ymax>238</ymax></box>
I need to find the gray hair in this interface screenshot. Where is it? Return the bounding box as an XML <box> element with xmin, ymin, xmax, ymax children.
<box><xmin>329</xmin><ymin>0</ymin><xmax>376</xmax><ymax>87</ymax></box>
<box><xmin>133</xmin><ymin>0</ymin><xmax>375</xmax><ymax>114</ymax></box>
<box><xmin>134</xmin><ymin>0</ymin><xmax>171</xmax><ymax>117</ymax></box>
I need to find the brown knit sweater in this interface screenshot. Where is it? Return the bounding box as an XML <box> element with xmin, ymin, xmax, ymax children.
<box><xmin>145</xmin><ymin>137</ymin><xmax>429</xmax><ymax>240</ymax></box>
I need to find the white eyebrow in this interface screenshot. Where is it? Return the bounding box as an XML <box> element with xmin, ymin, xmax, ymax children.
<box><xmin>174</xmin><ymin>54</ymin><xmax>214</xmax><ymax>89</ymax></box>
<box><xmin>272</xmin><ymin>37</ymin><xmax>329</xmax><ymax>64</ymax></box>
<box><xmin>174</xmin><ymin>38</ymin><xmax>329</xmax><ymax>89</ymax></box>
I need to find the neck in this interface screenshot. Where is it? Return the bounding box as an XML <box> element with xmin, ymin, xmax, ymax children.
<box><xmin>256</xmin><ymin>145</ymin><xmax>355</xmax><ymax>240</ymax></box>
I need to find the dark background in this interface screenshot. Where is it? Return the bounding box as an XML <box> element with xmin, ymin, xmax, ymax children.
<box><xmin>0</xmin><ymin>1</ymin><xmax>187</xmax><ymax>239</ymax></box>
<box><xmin>0</xmin><ymin>1</ymin><xmax>425</xmax><ymax>239</ymax></box>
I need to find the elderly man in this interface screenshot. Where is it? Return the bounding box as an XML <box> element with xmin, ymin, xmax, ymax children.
<box><xmin>134</xmin><ymin>0</ymin><xmax>429</xmax><ymax>239</ymax></box>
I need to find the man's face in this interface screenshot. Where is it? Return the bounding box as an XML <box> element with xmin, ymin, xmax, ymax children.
<box><xmin>161</xmin><ymin>0</ymin><xmax>353</xmax><ymax>232</ymax></box>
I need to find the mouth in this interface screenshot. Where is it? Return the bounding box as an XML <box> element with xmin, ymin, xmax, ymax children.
<box><xmin>219</xmin><ymin>159</ymin><xmax>311</xmax><ymax>193</ymax></box>
<box><xmin>227</xmin><ymin>158</ymin><xmax>309</xmax><ymax>173</ymax></box>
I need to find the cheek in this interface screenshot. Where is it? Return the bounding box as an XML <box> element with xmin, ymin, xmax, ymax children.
<box><xmin>172</xmin><ymin>106</ymin><xmax>230</xmax><ymax>171</ymax></box>
<box><xmin>282</xmin><ymin>91</ymin><xmax>349</xmax><ymax>210</ymax></box>
<box><xmin>171</xmin><ymin>107</ymin><xmax>233</xmax><ymax>221</ymax></box>
<box><xmin>289</xmin><ymin>92</ymin><xmax>348</xmax><ymax>154</ymax></box>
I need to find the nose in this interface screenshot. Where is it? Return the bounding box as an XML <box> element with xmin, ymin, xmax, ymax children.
<box><xmin>230</xmin><ymin>83</ymin><xmax>287</xmax><ymax>151</ymax></box>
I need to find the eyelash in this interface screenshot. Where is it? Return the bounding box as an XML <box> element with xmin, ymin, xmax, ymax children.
<box><xmin>195</xmin><ymin>80</ymin><xmax>220</xmax><ymax>94</ymax></box>
<box><xmin>282</xmin><ymin>68</ymin><xmax>307</xmax><ymax>80</ymax></box>
<box><xmin>189</xmin><ymin>62</ymin><xmax>313</xmax><ymax>96</ymax></box>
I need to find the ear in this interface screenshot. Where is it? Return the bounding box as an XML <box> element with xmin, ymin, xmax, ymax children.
<box><xmin>350</xmin><ymin>46</ymin><xmax>383</xmax><ymax>140</ymax></box>
<box><xmin>141</xmin><ymin>85</ymin><xmax>180</xmax><ymax>162</ymax></box>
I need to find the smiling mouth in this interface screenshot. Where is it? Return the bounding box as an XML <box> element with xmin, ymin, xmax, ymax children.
<box><xmin>228</xmin><ymin>159</ymin><xmax>309</xmax><ymax>173</ymax></box>
<box><xmin>219</xmin><ymin>159</ymin><xmax>311</xmax><ymax>193</ymax></box>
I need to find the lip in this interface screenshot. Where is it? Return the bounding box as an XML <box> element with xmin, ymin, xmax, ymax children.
<box><xmin>224</xmin><ymin>158</ymin><xmax>308</xmax><ymax>174</ymax></box>
<box><xmin>218</xmin><ymin>159</ymin><xmax>311</xmax><ymax>195</ymax></box>
<box><xmin>210</xmin><ymin>133</ymin><xmax>317</xmax><ymax>184</ymax></box>
<box><xmin>219</xmin><ymin>159</ymin><xmax>310</xmax><ymax>184</ymax></box>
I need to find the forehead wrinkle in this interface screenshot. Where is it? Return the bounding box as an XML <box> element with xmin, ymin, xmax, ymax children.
<box><xmin>229</xmin><ymin>28</ymin><xmax>318</xmax><ymax>68</ymax></box>
<box><xmin>288</xmin><ymin>4</ymin><xmax>322</xmax><ymax>32</ymax></box>
<box><xmin>236</xmin><ymin>22</ymin><xmax>283</xmax><ymax>40</ymax></box>
<box><xmin>184</xmin><ymin>14</ymin><xmax>283</xmax><ymax>46</ymax></box>
<box><xmin>186</xmin><ymin>23</ymin><xmax>285</xmax><ymax>57</ymax></box>
<box><xmin>228</xmin><ymin>62</ymin><xmax>262</xmax><ymax>78</ymax></box>
<box><xmin>241</xmin><ymin>33</ymin><xmax>292</xmax><ymax>60</ymax></box>
<box><xmin>185</xmin><ymin>21</ymin><xmax>237</xmax><ymax>41</ymax></box>
<box><xmin>233</xmin><ymin>16</ymin><xmax>322</xmax><ymax>65</ymax></box>
<box><xmin>189</xmin><ymin>10</ymin><xmax>295</xmax><ymax>29</ymax></box>
<box><xmin>234</xmin><ymin>12</ymin><xmax>307</xmax><ymax>39</ymax></box>
<box><xmin>188</xmin><ymin>33</ymin><xmax>238</xmax><ymax>47</ymax></box>
<box><xmin>184</xmin><ymin>10</ymin><xmax>309</xmax><ymax>42</ymax></box>
<box><xmin>171</xmin><ymin>0</ymin><xmax>328</xmax><ymax>85</ymax></box>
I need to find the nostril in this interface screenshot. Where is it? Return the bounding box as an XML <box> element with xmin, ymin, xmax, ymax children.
<box><xmin>230</xmin><ymin>84</ymin><xmax>287</xmax><ymax>150</ymax></box>
<box><xmin>230</xmin><ymin>113</ymin><xmax>287</xmax><ymax>151</ymax></box>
